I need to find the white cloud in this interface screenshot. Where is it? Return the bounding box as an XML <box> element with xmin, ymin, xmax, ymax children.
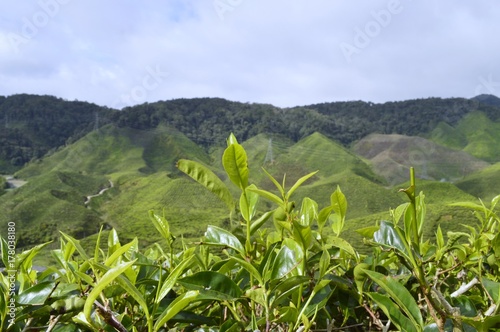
<box><xmin>0</xmin><ymin>0</ymin><xmax>499</xmax><ymax>108</ymax></box>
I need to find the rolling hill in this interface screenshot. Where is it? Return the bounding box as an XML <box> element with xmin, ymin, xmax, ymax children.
<box><xmin>1</xmin><ymin>94</ymin><xmax>500</xmax><ymax>255</ymax></box>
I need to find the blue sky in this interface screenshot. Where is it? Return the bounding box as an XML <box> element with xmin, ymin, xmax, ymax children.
<box><xmin>1</xmin><ymin>0</ymin><xmax>499</xmax><ymax>109</ymax></box>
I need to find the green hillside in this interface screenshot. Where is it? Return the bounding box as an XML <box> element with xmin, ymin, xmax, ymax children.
<box><xmin>430</xmin><ymin>111</ymin><xmax>500</xmax><ymax>162</ymax></box>
<box><xmin>455</xmin><ymin>162</ymin><xmax>500</xmax><ymax>201</ymax></box>
<box><xmin>2</xmin><ymin>100</ymin><xmax>499</xmax><ymax>254</ymax></box>
<box><xmin>457</xmin><ymin>112</ymin><xmax>500</xmax><ymax>162</ymax></box>
<box><xmin>353</xmin><ymin>134</ymin><xmax>489</xmax><ymax>185</ymax></box>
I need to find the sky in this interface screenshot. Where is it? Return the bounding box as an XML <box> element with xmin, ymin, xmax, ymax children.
<box><xmin>0</xmin><ymin>0</ymin><xmax>499</xmax><ymax>109</ymax></box>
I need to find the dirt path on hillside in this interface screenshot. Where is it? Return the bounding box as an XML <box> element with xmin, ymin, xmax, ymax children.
<box><xmin>85</xmin><ymin>180</ymin><xmax>114</xmax><ymax>206</ymax></box>
<box><xmin>3</xmin><ymin>175</ymin><xmax>27</xmax><ymax>189</ymax></box>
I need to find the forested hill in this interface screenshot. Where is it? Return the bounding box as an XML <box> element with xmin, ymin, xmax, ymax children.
<box><xmin>1</xmin><ymin>93</ymin><xmax>500</xmax><ymax>173</ymax></box>
<box><xmin>0</xmin><ymin>94</ymin><xmax>115</xmax><ymax>172</ymax></box>
<box><xmin>111</xmin><ymin>95</ymin><xmax>500</xmax><ymax>147</ymax></box>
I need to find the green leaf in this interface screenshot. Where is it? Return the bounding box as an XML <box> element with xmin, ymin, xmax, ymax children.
<box><xmin>227</xmin><ymin>133</ymin><xmax>239</xmax><ymax>146</ymax></box>
<box><xmin>240</xmin><ymin>184</ymin><xmax>259</xmax><ymax>222</ymax></box>
<box><xmin>482</xmin><ymin>277</ymin><xmax>500</xmax><ymax>303</ymax></box>
<box><xmin>292</xmin><ymin>219</ymin><xmax>313</xmax><ymax>250</ymax></box>
<box><xmin>286</xmin><ymin>171</ymin><xmax>318</xmax><ymax>200</ymax></box>
<box><xmin>436</xmin><ymin>225</ymin><xmax>444</xmax><ymax>249</ymax></box>
<box><xmin>148</xmin><ymin>211</ymin><xmax>172</xmax><ymax>243</ymax></box>
<box><xmin>367</xmin><ymin>292</ymin><xmax>419</xmax><ymax>332</ymax></box>
<box><xmin>60</xmin><ymin>232</ymin><xmax>90</xmax><ymax>262</ymax></box>
<box><xmin>83</xmin><ymin>260</ymin><xmax>136</xmax><ymax>325</ymax></box>
<box><xmin>17</xmin><ymin>281</ymin><xmax>56</xmax><ymax>305</ymax></box>
<box><xmin>156</xmin><ymin>257</ymin><xmax>193</xmax><ymax>304</ymax></box>
<box><xmin>462</xmin><ymin>315</ymin><xmax>500</xmax><ymax>331</ymax></box>
<box><xmin>230</xmin><ymin>256</ymin><xmax>263</xmax><ymax>285</ymax></box>
<box><xmin>248</xmin><ymin>187</ymin><xmax>284</xmax><ymax>206</ymax></box>
<box><xmin>204</xmin><ymin>225</ymin><xmax>245</xmax><ymax>255</ymax></box>
<box><xmin>271</xmin><ymin>238</ymin><xmax>304</xmax><ymax>279</ymax></box>
<box><xmin>299</xmin><ymin>197</ymin><xmax>318</xmax><ymax>226</ymax></box>
<box><xmin>330</xmin><ymin>186</ymin><xmax>347</xmax><ymax>220</ymax></box>
<box><xmin>373</xmin><ymin>221</ymin><xmax>411</xmax><ymax>259</ymax></box>
<box><xmin>177</xmin><ymin>159</ymin><xmax>234</xmax><ymax>211</ymax></box>
<box><xmin>317</xmin><ymin>206</ymin><xmax>333</xmax><ymax>232</ymax></box>
<box><xmin>355</xmin><ymin>226</ymin><xmax>379</xmax><ymax>238</ymax></box>
<box><xmin>179</xmin><ymin>271</ymin><xmax>242</xmax><ymax>301</ymax></box>
<box><xmin>392</xmin><ymin>202</ymin><xmax>410</xmax><ymax>225</ymax></box>
<box><xmin>318</xmin><ymin>249</ymin><xmax>330</xmax><ymax>279</ymax></box>
<box><xmin>94</xmin><ymin>226</ymin><xmax>104</xmax><ymax>263</ymax></box>
<box><xmin>364</xmin><ymin>270</ymin><xmax>423</xmax><ymax>329</ymax></box>
<box><xmin>223</xmin><ymin>142</ymin><xmax>249</xmax><ymax>190</ymax></box>
<box><xmin>1</xmin><ymin>237</ymin><xmax>9</xmax><ymax>269</ymax></box>
<box><xmin>16</xmin><ymin>242</ymin><xmax>51</xmax><ymax>271</ymax></box>
<box><xmin>270</xmin><ymin>276</ymin><xmax>310</xmax><ymax>306</ymax></box>
<box><xmin>250</xmin><ymin>210</ymin><xmax>273</xmax><ymax>236</ymax></box>
<box><xmin>107</xmin><ymin>228</ymin><xmax>121</xmax><ymax>256</ymax></box>
<box><xmin>154</xmin><ymin>290</ymin><xmax>199</xmax><ymax>331</ymax></box>
<box><xmin>93</xmin><ymin>262</ymin><xmax>152</xmax><ymax>331</ymax></box>
<box><xmin>327</xmin><ymin>237</ymin><xmax>357</xmax><ymax>259</ymax></box>
<box><xmin>261</xmin><ymin>167</ymin><xmax>285</xmax><ymax>197</ymax></box>
<box><xmin>104</xmin><ymin>238</ymin><xmax>138</xmax><ymax>267</ymax></box>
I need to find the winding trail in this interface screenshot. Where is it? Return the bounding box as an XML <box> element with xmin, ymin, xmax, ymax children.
<box><xmin>85</xmin><ymin>180</ymin><xmax>114</xmax><ymax>206</ymax></box>
<box><xmin>3</xmin><ymin>175</ymin><xmax>27</xmax><ymax>189</ymax></box>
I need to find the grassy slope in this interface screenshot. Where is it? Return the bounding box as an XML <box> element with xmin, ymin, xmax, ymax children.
<box><xmin>353</xmin><ymin>133</ymin><xmax>490</xmax><ymax>185</ymax></box>
<box><xmin>457</xmin><ymin>112</ymin><xmax>500</xmax><ymax>162</ymax></box>
<box><xmin>430</xmin><ymin>111</ymin><xmax>500</xmax><ymax>163</ymax></box>
<box><xmin>1</xmin><ymin>124</ymin><xmax>220</xmax><ymax>250</ymax></box>
<box><xmin>1</xmin><ymin>126</ymin><xmax>494</xmax><ymax>255</ymax></box>
<box><xmin>455</xmin><ymin>162</ymin><xmax>500</xmax><ymax>201</ymax></box>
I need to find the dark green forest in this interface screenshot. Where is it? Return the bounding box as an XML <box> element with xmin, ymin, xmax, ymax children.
<box><xmin>1</xmin><ymin>93</ymin><xmax>499</xmax><ymax>173</ymax></box>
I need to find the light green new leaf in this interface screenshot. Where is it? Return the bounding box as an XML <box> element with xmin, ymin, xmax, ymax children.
<box><xmin>156</xmin><ymin>257</ymin><xmax>193</xmax><ymax>304</ymax></box>
<box><xmin>104</xmin><ymin>238</ymin><xmax>138</xmax><ymax>267</ymax></box>
<box><xmin>107</xmin><ymin>228</ymin><xmax>121</xmax><ymax>256</ymax></box>
<box><xmin>60</xmin><ymin>232</ymin><xmax>89</xmax><ymax>261</ymax></box>
<box><xmin>292</xmin><ymin>219</ymin><xmax>313</xmax><ymax>250</ymax></box>
<box><xmin>330</xmin><ymin>186</ymin><xmax>347</xmax><ymax>220</ymax></box>
<box><xmin>364</xmin><ymin>269</ymin><xmax>423</xmax><ymax>329</ymax></box>
<box><xmin>16</xmin><ymin>242</ymin><xmax>52</xmax><ymax>271</ymax></box>
<box><xmin>227</xmin><ymin>133</ymin><xmax>239</xmax><ymax>146</ymax></box>
<box><xmin>250</xmin><ymin>210</ymin><xmax>273</xmax><ymax>236</ymax></box>
<box><xmin>367</xmin><ymin>292</ymin><xmax>419</xmax><ymax>332</ymax></box>
<box><xmin>223</xmin><ymin>142</ymin><xmax>249</xmax><ymax>190</ymax></box>
<box><xmin>261</xmin><ymin>167</ymin><xmax>285</xmax><ymax>197</ymax></box>
<box><xmin>240</xmin><ymin>184</ymin><xmax>259</xmax><ymax>222</ymax></box>
<box><xmin>318</xmin><ymin>206</ymin><xmax>333</xmax><ymax>232</ymax></box>
<box><xmin>1</xmin><ymin>237</ymin><xmax>9</xmax><ymax>269</ymax></box>
<box><xmin>391</xmin><ymin>202</ymin><xmax>410</xmax><ymax>225</ymax></box>
<box><xmin>286</xmin><ymin>171</ymin><xmax>318</xmax><ymax>200</ymax></box>
<box><xmin>177</xmin><ymin>159</ymin><xmax>234</xmax><ymax>211</ymax></box>
<box><xmin>154</xmin><ymin>291</ymin><xmax>199</xmax><ymax>331</ymax></box>
<box><xmin>83</xmin><ymin>260</ymin><xmax>136</xmax><ymax>326</ymax></box>
<box><xmin>204</xmin><ymin>225</ymin><xmax>245</xmax><ymax>255</ymax></box>
<box><xmin>148</xmin><ymin>211</ymin><xmax>172</xmax><ymax>243</ymax></box>
<box><xmin>299</xmin><ymin>197</ymin><xmax>318</xmax><ymax>227</ymax></box>
<box><xmin>248</xmin><ymin>187</ymin><xmax>284</xmax><ymax>206</ymax></box>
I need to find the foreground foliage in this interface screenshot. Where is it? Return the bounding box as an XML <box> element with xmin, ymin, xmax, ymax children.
<box><xmin>1</xmin><ymin>134</ymin><xmax>500</xmax><ymax>331</ymax></box>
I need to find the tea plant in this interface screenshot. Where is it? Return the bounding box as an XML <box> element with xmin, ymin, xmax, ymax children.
<box><xmin>1</xmin><ymin>133</ymin><xmax>499</xmax><ymax>331</ymax></box>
